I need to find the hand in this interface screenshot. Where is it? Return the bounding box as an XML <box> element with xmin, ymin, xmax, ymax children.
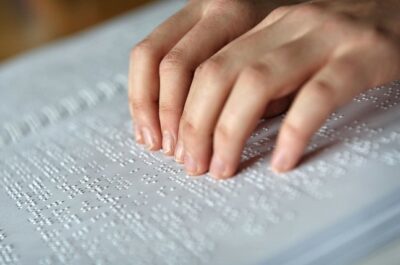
<box><xmin>128</xmin><ymin>0</ymin><xmax>292</xmax><ymax>154</ymax></box>
<box><xmin>178</xmin><ymin>0</ymin><xmax>400</xmax><ymax>178</ymax></box>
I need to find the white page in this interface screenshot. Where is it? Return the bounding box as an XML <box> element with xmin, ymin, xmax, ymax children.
<box><xmin>1</xmin><ymin>1</ymin><xmax>400</xmax><ymax>265</ymax></box>
<box><xmin>1</xmin><ymin>78</ymin><xmax>400</xmax><ymax>265</ymax></box>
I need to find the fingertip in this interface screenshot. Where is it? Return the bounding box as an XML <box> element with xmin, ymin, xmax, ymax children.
<box><xmin>270</xmin><ymin>147</ymin><xmax>292</xmax><ymax>173</ymax></box>
<box><xmin>162</xmin><ymin>130</ymin><xmax>175</xmax><ymax>155</ymax></box>
<box><xmin>141</xmin><ymin>126</ymin><xmax>161</xmax><ymax>151</ymax></box>
<box><xmin>209</xmin><ymin>171</ymin><xmax>234</xmax><ymax>180</ymax></box>
<box><xmin>184</xmin><ymin>152</ymin><xmax>196</xmax><ymax>174</ymax></box>
<box><xmin>182</xmin><ymin>148</ymin><xmax>211</xmax><ymax>176</ymax></box>
<box><xmin>174</xmin><ymin>140</ymin><xmax>185</xmax><ymax>163</ymax></box>
<box><xmin>209</xmin><ymin>154</ymin><xmax>227</xmax><ymax>179</ymax></box>
<box><xmin>208</xmin><ymin>153</ymin><xmax>237</xmax><ymax>179</ymax></box>
<box><xmin>270</xmin><ymin>137</ymin><xmax>302</xmax><ymax>173</ymax></box>
<box><xmin>134</xmin><ymin>125</ymin><xmax>144</xmax><ymax>144</ymax></box>
<box><xmin>179</xmin><ymin>125</ymin><xmax>213</xmax><ymax>175</ymax></box>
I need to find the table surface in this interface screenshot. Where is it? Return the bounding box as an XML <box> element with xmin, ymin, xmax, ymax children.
<box><xmin>0</xmin><ymin>0</ymin><xmax>154</xmax><ymax>62</ymax></box>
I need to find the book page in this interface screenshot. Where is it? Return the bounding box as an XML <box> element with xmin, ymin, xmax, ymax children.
<box><xmin>1</xmin><ymin>75</ymin><xmax>400</xmax><ymax>264</ymax></box>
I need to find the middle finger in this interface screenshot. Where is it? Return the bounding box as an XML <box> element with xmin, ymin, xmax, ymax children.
<box><xmin>179</xmin><ymin>18</ymin><xmax>314</xmax><ymax>175</ymax></box>
<box><xmin>159</xmin><ymin>12</ymin><xmax>257</xmax><ymax>156</ymax></box>
<box><xmin>209</xmin><ymin>33</ymin><xmax>334</xmax><ymax>178</ymax></box>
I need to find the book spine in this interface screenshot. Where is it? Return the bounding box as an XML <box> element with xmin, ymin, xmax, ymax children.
<box><xmin>0</xmin><ymin>74</ymin><xmax>128</xmax><ymax>148</ymax></box>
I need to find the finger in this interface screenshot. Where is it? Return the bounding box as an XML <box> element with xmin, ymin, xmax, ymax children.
<box><xmin>179</xmin><ymin>18</ymin><xmax>316</xmax><ymax>175</ymax></box>
<box><xmin>271</xmin><ymin>41</ymin><xmax>400</xmax><ymax>173</ymax></box>
<box><xmin>209</xmin><ymin>35</ymin><xmax>332</xmax><ymax>179</ymax></box>
<box><xmin>129</xmin><ymin>4</ymin><xmax>201</xmax><ymax>150</ymax></box>
<box><xmin>159</xmin><ymin>13</ymin><xmax>253</xmax><ymax>156</ymax></box>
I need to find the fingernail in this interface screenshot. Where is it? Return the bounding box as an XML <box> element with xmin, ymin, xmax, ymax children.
<box><xmin>142</xmin><ymin>127</ymin><xmax>155</xmax><ymax>150</ymax></box>
<box><xmin>209</xmin><ymin>155</ymin><xmax>226</xmax><ymax>179</ymax></box>
<box><xmin>175</xmin><ymin>141</ymin><xmax>184</xmax><ymax>163</ymax></box>
<box><xmin>162</xmin><ymin>131</ymin><xmax>174</xmax><ymax>155</ymax></box>
<box><xmin>135</xmin><ymin>126</ymin><xmax>143</xmax><ymax>144</ymax></box>
<box><xmin>184</xmin><ymin>152</ymin><xmax>197</xmax><ymax>175</ymax></box>
<box><xmin>271</xmin><ymin>147</ymin><xmax>291</xmax><ymax>173</ymax></box>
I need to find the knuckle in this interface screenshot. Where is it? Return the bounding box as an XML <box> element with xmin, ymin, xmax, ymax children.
<box><xmin>160</xmin><ymin>48</ymin><xmax>186</xmax><ymax>71</ymax></box>
<box><xmin>281</xmin><ymin>121</ymin><xmax>309</xmax><ymax>143</ymax></box>
<box><xmin>269</xmin><ymin>5</ymin><xmax>291</xmax><ymax>18</ymax></box>
<box><xmin>331</xmin><ymin>58</ymin><xmax>362</xmax><ymax>86</ymax></box>
<box><xmin>130</xmin><ymin>38</ymin><xmax>157</xmax><ymax>60</ymax></box>
<box><xmin>309</xmin><ymin>80</ymin><xmax>337</xmax><ymax>108</ymax></box>
<box><xmin>265</xmin><ymin>48</ymin><xmax>290</xmax><ymax>67</ymax></box>
<box><xmin>240</xmin><ymin>63</ymin><xmax>269</xmax><ymax>86</ymax></box>
<box><xmin>214</xmin><ymin>122</ymin><xmax>234</xmax><ymax>142</ymax></box>
<box><xmin>194</xmin><ymin>56</ymin><xmax>225</xmax><ymax>79</ymax></box>
<box><xmin>181</xmin><ymin>115</ymin><xmax>199</xmax><ymax>138</ymax></box>
<box><xmin>130</xmin><ymin>98</ymin><xmax>147</xmax><ymax>113</ymax></box>
<box><xmin>159</xmin><ymin>102</ymin><xmax>179</xmax><ymax>116</ymax></box>
<box><xmin>129</xmin><ymin>95</ymin><xmax>158</xmax><ymax>114</ymax></box>
<box><xmin>361</xmin><ymin>27</ymin><xmax>396</xmax><ymax>50</ymax></box>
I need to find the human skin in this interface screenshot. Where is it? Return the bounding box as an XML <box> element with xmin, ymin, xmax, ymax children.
<box><xmin>128</xmin><ymin>0</ymin><xmax>400</xmax><ymax>179</ymax></box>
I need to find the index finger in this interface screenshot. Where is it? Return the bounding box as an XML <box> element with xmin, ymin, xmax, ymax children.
<box><xmin>129</xmin><ymin>4</ymin><xmax>200</xmax><ymax>149</ymax></box>
<box><xmin>271</xmin><ymin>44</ymin><xmax>400</xmax><ymax>172</ymax></box>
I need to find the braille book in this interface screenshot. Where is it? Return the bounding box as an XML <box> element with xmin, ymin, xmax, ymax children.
<box><xmin>0</xmin><ymin>1</ymin><xmax>399</xmax><ymax>265</ymax></box>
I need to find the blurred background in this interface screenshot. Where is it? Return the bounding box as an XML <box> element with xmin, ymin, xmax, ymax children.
<box><xmin>0</xmin><ymin>0</ymin><xmax>155</xmax><ymax>62</ymax></box>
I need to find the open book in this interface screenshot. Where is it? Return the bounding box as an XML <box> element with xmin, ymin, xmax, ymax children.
<box><xmin>1</xmin><ymin>1</ymin><xmax>400</xmax><ymax>264</ymax></box>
